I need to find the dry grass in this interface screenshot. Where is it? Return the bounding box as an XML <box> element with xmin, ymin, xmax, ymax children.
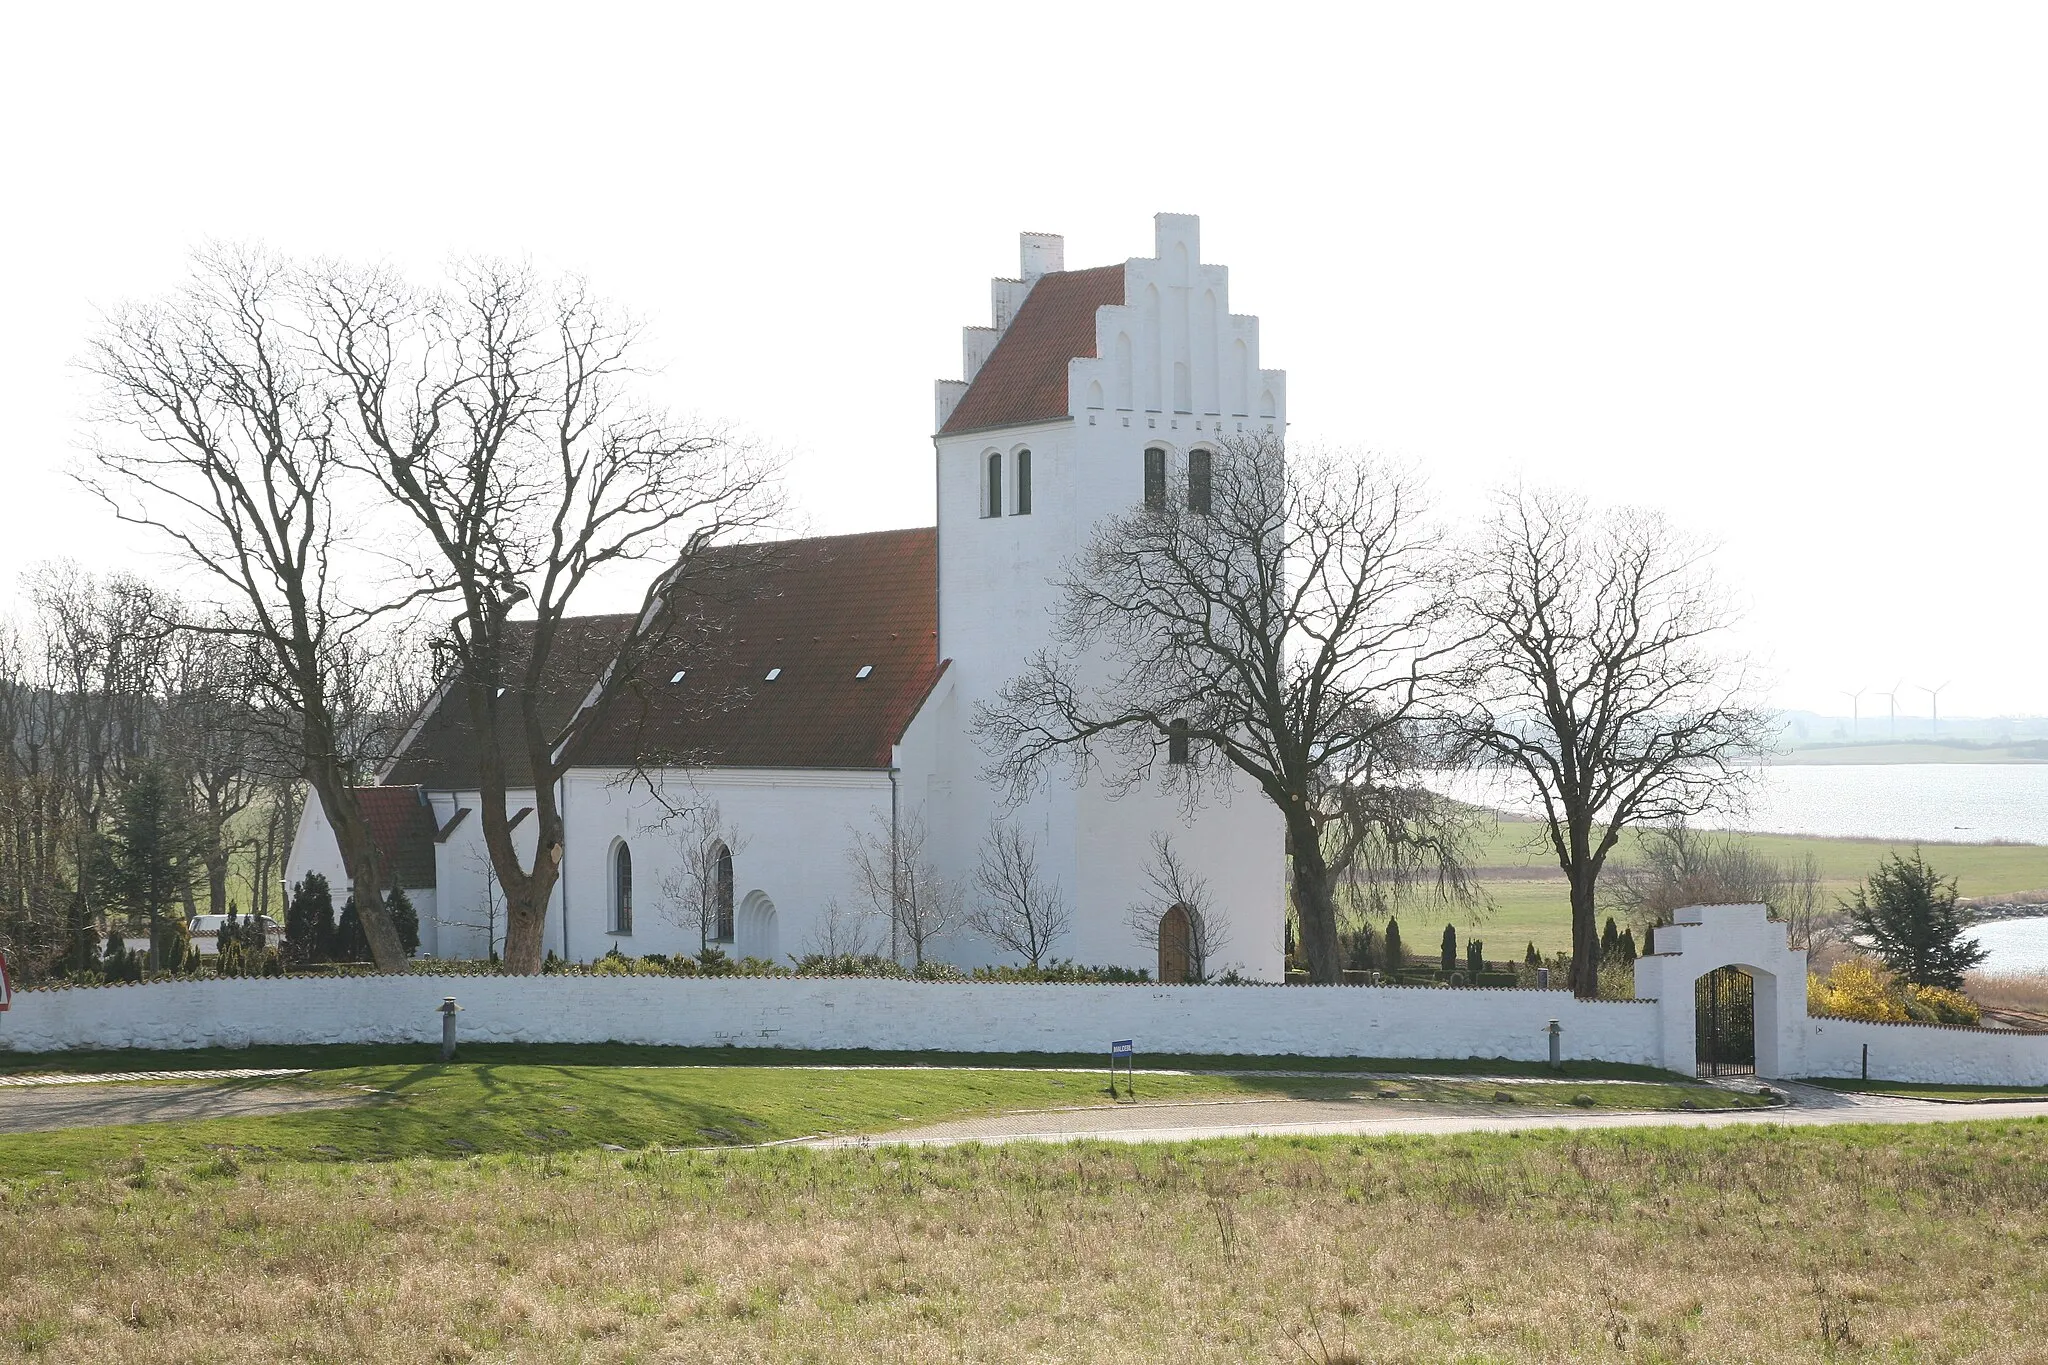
<box><xmin>1968</xmin><ymin>970</ymin><xmax>2048</xmax><ymax>1016</ymax></box>
<box><xmin>5</xmin><ymin>1123</ymin><xmax>2048</xmax><ymax>1361</ymax></box>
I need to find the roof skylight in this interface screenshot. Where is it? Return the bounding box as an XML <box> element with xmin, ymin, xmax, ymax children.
<box><xmin>765</xmin><ymin>668</ymin><xmax>781</xmax><ymax>681</ymax></box>
<box><xmin>670</xmin><ymin>670</ymin><xmax>686</xmax><ymax>684</ymax></box>
<box><xmin>855</xmin><ymin>665</ymin><xmax>873</xmax><ymax>679</ymax></box>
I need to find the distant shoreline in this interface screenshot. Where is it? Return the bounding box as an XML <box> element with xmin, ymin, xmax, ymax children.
<box><xmin>1764</xmin><ymin>742</ymin><xmax>2048</xmax><ymax>766</ymax></box>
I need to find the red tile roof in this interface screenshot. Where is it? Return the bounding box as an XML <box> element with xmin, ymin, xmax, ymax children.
<box><xmin>383</xmin><ymin>528</ymin><xmax>944</xmax><ymax>785</ymax></box>
<box><xmin>940</xmin><ymin>264</ymin><xmax>1125</xmax><ymax>434</ymax></box>
<box><xmin>343</xmin><ymin>785</ymin><xmax>440</xmax><ymax>889</ymax></box>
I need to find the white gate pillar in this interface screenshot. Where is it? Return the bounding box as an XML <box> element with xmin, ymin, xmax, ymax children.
<box><xmin>1633</xmin><ymin>903</ymin><xmax>1809</xmax><ymax>1078</ymax></box>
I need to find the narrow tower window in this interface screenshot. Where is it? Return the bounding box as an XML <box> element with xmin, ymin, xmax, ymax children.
<box><xmin>1143</xmin><ymin>448</ymin><xmax>1166</xmax><ymax>510</ymax></box>
<box><xmin>1187</xmin><ymin>449</ymin><xmax>1212</xmax><ymax>514</ymax></box>
<box><xmin>1014</xmin><ymin>448</ymin><xmax>1032</xmax><ymax>515</ymax></box>
<box><xmin>986</xmin><ymin>451</ymin><xmax>1003</xmax><ymax>518</ymax></box>
<box><xmin>1168</xmin><ymin>718</ymin><xmax>1190</xmax><ymax>764</ymax></box>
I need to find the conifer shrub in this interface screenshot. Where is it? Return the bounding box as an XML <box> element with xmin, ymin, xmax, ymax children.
<box><xmin>1465</xmin><ymin>938</ymin><xmax>1484</xmax><ymax>976</ymax></box>
<box><xmin>1440</xmin><ymin>924</ymin><xmax>1457</xmax><ymax>974</ymax></box>
<box><xmin>285</xmin><ymin>874</ymin><xmax>334</xmax><ymax>966</ymax></box>
<box><xmin>1383</xmin><ymin>918</ymin><xmax>1404</xmax><ymax>972</ymax></box>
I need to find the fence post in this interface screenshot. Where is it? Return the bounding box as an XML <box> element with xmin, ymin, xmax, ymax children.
<box><xmin>438</xmin><ymin>997</ymin><xmax>462</xmax><ymax>1062</ymax></box>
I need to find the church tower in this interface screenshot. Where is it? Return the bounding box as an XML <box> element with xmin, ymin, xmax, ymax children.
<box><xmin>924</xmin><ymin>214</ymin><xmax>1288</xmax><ymax>978</ymax></box>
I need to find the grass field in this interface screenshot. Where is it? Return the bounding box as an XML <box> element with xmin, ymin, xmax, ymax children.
<box><xmin>0</xmin><ymin>1049</ymin><xmax>1763</xmax><ymax>1184</ymax></box>
<box><xmin>4</xmin><ymin>1120</ymin><xmax>2045</xmax><ymax>1361</ymax></box>
<box><xmin>1411</xmin><ymin>817</ymin><xmax>2048</xmax><ymax>958</ymax></box>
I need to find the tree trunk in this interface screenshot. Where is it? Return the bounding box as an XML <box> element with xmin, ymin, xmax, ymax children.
<box><xmin>500</xmin><ymin>868</ymin><xmax>557</xmax><ymax>974</ymax></box>
<box><xmin>1569</xmin><ymin>871</ymin><xmax>1601</xmax><ymax>999</ymax></box>
<box><xmin>1290</xmin><ymin>814</ymin><xmax>1343</xmax><ymax>984</ymax></box>
<box><xmin>206</xmin><ymin>850</ymin><xmax>230</xmax><ymax>920</ymax></box>
<box><xmin>494</xmin><ymin>806</ymin><xmax>563</xmax><ymax>975</ymax></box>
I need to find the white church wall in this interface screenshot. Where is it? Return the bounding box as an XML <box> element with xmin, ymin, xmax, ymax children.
<box><xmin>282</xmin><ymin>798</ymin><xmax>351</xmax><ymax>907</ymax></box>
<box><xmin>557</xmin><ymin>767</ymin><xmax>897</xmax><ymax>966</ymax></box>
<box><xmin>425</xmin><ymin>788</ymin><xmax>553</xmax><ymax>962</ymax></box>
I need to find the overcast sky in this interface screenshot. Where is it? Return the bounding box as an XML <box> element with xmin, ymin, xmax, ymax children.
<box><xmin>3</xmin><ymin>2</ymin><xmax>2042</xmax><ymax>717</ymax></box>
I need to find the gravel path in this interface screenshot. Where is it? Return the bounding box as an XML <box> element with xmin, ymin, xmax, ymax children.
<box><xmin>0</xmin><ymin>1068</ymin><xmax>307</xmax><ymax>1088</ymax></box>
<box><xmin>0</xmin><ymin>1080</ymin><xmax>364</xmax><ymax>1133</ymax></box>
<box><xmin>809</xmin><ymin>1081</ymin><xmax>2048</xmax><ymax>1148</ymax></box>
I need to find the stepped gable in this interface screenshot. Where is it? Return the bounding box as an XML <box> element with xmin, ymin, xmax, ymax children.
<box><xmin>939</xmin><ymin>264</ymin><xmax>1125</xmax><ymax>434</ymax></box>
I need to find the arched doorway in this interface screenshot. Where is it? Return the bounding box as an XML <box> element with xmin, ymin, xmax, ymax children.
<box><xmin>737</xmin><ymin>891</ymin><xmax>778</xmax><ymax>963</ymax></box>
<box><xmin>1695</xmin><ymin>966</ymin><xmax>1756</xmax><ymax>1076</ymax></box>
<box><xmin>1158</xmin><ymin>904</ymin><xmax>1193</xmax><ymax>984</ymax></box>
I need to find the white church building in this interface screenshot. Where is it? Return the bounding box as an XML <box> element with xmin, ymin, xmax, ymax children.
<box><xmin>287</xmin><ymin>213</ymin><xmax>1288</xmax><ymax>979</ymax></box>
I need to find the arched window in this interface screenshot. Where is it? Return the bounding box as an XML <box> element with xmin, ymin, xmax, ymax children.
<box><xmin>611</xmin><ymin>841</ymin><xmax>633</xmax><ymax>935</ymax></box>
<box><xmin>1168</xmin><ymin>718</ymin><xmax>1190</xmax><ymax>765</ymax></box>
<box><xmin>1143</xmin><ymin>448</ymin><xmax>1167</xmax><ymax>510</ymax></box>
<box><xmin>985</xmin><ymin>451</ymin><xmax>1003</xmax><ymax>518</ymax></box>
<box><xmin>714</xmin><ymin>842</ymin><xmax>735</xmax><ymax>942</ymax></box>
<box><xmin>1187</xmin><ymin>449</ymin><xmax>1212</xmax><ymax>515</ymax></box>
<box><xmin>1014</xmin><ymin>448</ymin><xmax>1032</xmax><ymax>515</ymax></box>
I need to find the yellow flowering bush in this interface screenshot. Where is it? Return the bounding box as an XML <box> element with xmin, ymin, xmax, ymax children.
<box><xmin>1809</xmin><ymin>958</ymin><xmax>1980</xmax><ymax>1025</ymax></box>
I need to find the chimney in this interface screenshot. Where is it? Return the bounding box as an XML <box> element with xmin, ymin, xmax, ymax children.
<box><xmin>1020</xmin><ymin>232</ymin><xmax>1064</xmax><ymax>282</ymax></box>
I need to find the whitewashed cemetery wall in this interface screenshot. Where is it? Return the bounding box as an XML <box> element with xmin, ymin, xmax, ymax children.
<box><xmin>6</xmin><ymin>904</ymin><xmax>2044</xmax><ymax>1084</ymax></box>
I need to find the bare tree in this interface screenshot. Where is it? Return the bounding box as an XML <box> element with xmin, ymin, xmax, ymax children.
<box><xmin>25</xmin><ymin>566</ymin><xmax>176</xmax><ymax>973</ymax></box>
<box><xmin>303</xmin><ymin>259</ymin><xmax>783</xmax><ymax>972</ymax></box>
<box><xmin>1604</xmin><ymin>821</ymin><xmax>1782</xmax><ymax>930</ymax></box>
<box><xmin>801</xmin><ymin>898</ymin><xmax>884</xmax><ymax>961</ymax></box>
<box><xmin>1449</xmin><ymin>488</ymin><xmax>1771</xmax><ymax>997</ymax></box>
<box><xmin>1124</xmin><ymin>832</ymin><xmax>1232</xmax><ymax>982</ymax></box>
<box><xmin>976</xmin><ymin>436</ymin><xmax>1473</xmax><ymax>984</ymax></box>
<box><xmin>241</xmin><ymin>774</ymin><xmax>302</xmax><ymax>925</ymax></box>
<box><xmin>162</xmin><ymin>625</ymin><xmax>263</xmax><ymax>918</ymax></box>
<box><xmin>968</xmin><ymin>821</ymin><xmax>1071</xmax><ymax>969</ymax></box>
<box><xmin>79</xmin><ymin>247</ymin><xmax>411</xmax><ymax>971</ymax></box>
<box><xmin>846</xmin><ymin>805</ymin><xmax>964</xmax><ymax>968</ymax></box>
<box><xmin>0</xmin><ymin>615</ymin><xmax>78</xmax><ymax>980</ymax></box>
<box><xmin>659</xmin><ymin>803</ymin><xmax>746</xmax><ymax>952</ymax></box>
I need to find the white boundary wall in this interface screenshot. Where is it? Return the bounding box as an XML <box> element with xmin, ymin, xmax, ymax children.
<box><xmin>0</xmin><ymin>976</ymin><xmax>1657</xmax><ymax>1065</ymax></box>
<box><xmin>7</xmin><ymin>904</ymin><xmax>2044</xmax><ymax>1082</ymax></box>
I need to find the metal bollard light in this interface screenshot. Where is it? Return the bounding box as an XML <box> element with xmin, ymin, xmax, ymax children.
<box><xmin>1545</xmin><ymin>1019</ymin><xmax>1562</xmax><ymax>1071</ymax></box>
<box><xmin>438</xmin><ymin>996</ymin><xmax>462</xmax><ymax>1062</ymax></box>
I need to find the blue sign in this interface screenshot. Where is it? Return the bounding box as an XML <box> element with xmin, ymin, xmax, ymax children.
<box><xmin>1110</xmin><ymin>1039</ymin><xmax>1134</xmax><ymax>1057</ymax></box>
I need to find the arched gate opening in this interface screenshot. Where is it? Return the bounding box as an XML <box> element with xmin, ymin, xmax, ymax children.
<box><xmin>1694</xmin><ymin>966</ymin><xmax>1757</xmax><ymax>1077</ymax></box>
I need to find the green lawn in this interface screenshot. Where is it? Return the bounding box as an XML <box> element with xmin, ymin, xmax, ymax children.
<box><xmin>5</xmin><ymin>1121</ymin><xmax>2046</xmax><ymax>1360</ymax></box>
<box><xmin>0</xmin><ymin>1049</ymin><xmax>1764</xmax><ymax>1184</ymax></box>
<box><xmin>1403</xmin><ymin>817</ymin><xmax>2048</xmax><ymax>958</ymax></box>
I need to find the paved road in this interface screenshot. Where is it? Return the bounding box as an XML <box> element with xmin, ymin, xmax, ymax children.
<box><xmin>0</xmin><ymin>1080</ymin><xmax>364</xmax><ymax>1133</ymax></box>
<box><xmin>809</xmin><ymin>1082</ymin><xmax>2048</xmax><ymax>1149</ymax></box>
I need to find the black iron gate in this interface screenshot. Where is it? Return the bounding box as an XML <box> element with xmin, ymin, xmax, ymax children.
<box><xmin>1695</xmin><ymin>966</ymin><xmax>1756</xmax><ymax>1077</ymax></box>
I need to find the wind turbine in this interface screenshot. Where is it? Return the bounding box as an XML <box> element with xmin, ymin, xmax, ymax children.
<box><xmin>1875</xmin><ymin>679</ymin><xmax>1905</xmax><ymax>742</ymax></box>
<box><xmin>1839</xmin><ymin>688</ymin><xmax>1866</xmax><ymax>741</ymax></box>
<box><xmin>1920</xmin><ymin>681</ymin><xmax>1951</xmax><ymax>740</ymax></box>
